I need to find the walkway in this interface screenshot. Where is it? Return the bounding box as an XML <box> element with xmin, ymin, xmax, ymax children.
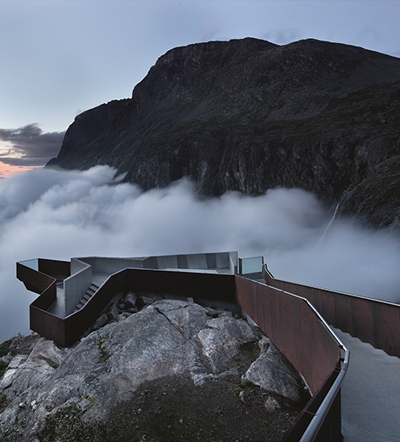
<box><xmin>333</xmin><ymin>328</ymin><xmax>400</xmax><ymax>442</ymax></box>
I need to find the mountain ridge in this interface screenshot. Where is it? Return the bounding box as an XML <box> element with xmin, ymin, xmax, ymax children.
<box><xmin>47</xmin><ymin>37</ymin><xmax>400</xmax><ymax>228</ymax></box>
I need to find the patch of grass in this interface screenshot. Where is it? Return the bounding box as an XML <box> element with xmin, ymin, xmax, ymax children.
<box><xmin>38</xmin><ymin>403</ymin><xmax>115</xmax><ymax>442</ymax></box>
<box><xmin>97</xmin><ymin>335</ymin><xmax>110</xmax><ymax>364</ymax></box>
<box><xmin>0</xmin><ymin>422</ymin><xmax>24</xmax><ymax>442</ymax></box>
<box><xmin>84</xmin><ymin>396</ymin><xmax>97</xmax><ymax>412</ymax></box>
<box><xmin>238</xmin><ymin>379</ymin><xmax>255</xmax><ymax>391</ymax></box>
<box><xmin>0</xmin><ymin>361</ymin><xmax>9</xmax><ymax>380</ymax></box>
<box><xmin>0</xmin><ymin>394</ymin><xmax>12</xmax><ymax>413</ymax></box>
<box><xmin>39</xmin><ymin>356</ymin><xmax>60</xmax><ymax>370</ymax></box>
<box><xmin>0</xmin><ymin>339</ymin><xmax>12</xmax><ymax>358</ymax></box>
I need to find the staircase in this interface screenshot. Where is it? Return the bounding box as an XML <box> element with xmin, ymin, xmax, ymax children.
<box><xmin>74</xmin><ymin>283</ymin><xmax>99</xmax><ymax>312</ymax></box>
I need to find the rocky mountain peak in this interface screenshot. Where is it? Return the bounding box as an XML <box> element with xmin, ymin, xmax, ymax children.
<box><xmin>47</xmin><ymin>37</ymin><xmax>400</xmax><ymax>228</ymax></box>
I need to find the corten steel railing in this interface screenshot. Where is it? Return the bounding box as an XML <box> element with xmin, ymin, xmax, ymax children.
<box><xmin>17</xmin><ymin>260</ymin><xmax>70</xmax><ymax>347</ymax></box>
<box><xmin>65</xmin><ymin>268</ymin><xmax>237</xmax><ymax>346</ymax></box>
<box><xmin>264</xmin><ymin>266</ymin><xmax>400</xmax><ymax>358</ymax></box>
<box><xmin>17</xmin><ymin>263</ymin><xmax>237</xmax><ymax>347</ymax></box>
<box><xmin>38</xmin><ymin>259</ymin><xmax>71</xmax><ymax>281</ymax></box>
<box><xmin>235</xmin><ymin>276</ymin><xmax>348</xmax><ymax>442</ymax></box>
<box><xmin>17</xmin><ymin>259</ymin><xmax>348</xmax><ymax>442</ymax></box>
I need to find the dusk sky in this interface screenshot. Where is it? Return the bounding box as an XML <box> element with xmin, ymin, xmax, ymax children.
<box><xmin>1</xmin><ymin>0</ymin><xmax>400</xmax><ymax>176</ymax></box>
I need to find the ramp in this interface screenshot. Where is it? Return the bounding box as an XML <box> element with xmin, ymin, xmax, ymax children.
<box><xmin>333</xmin><ymin>328</ymin><xmax>400</xmax><ymax>442</ymax></box>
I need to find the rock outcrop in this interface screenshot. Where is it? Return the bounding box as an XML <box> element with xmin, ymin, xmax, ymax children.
<box><xmin>0</xmin><ymin>298</ymin><xmax>309</xmax><ymax>441</ymax></box>
<box><xmin>47</xmin><ymin>38</ymin><xmax>400</xmax><ymax>228</ymax></box>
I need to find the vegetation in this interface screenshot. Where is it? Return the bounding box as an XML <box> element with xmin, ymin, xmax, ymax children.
<box><xmin>0</xmin><ymin>339</ymin><xmax>12</xmax><ymax>359</ymax></box>
<box><xmin>97</xmin><ymin>334</ymin><xmax>110</xmax><ymax>364</ymax></box>
<box><xmin>0</xmin><ymin>423</ymin><xmax>24</xmax><ymax>442</ymax></box>
<box><xmin>0</xmin><ymin>395</ymin><xmax>12</xmax><ymax>414</ymax></box>
<box><xmin>0</xmin><ymin>339</ymin><xmax>12</xmax><ymax>383</ymax></box>
<box><xmin>38</xmin><ymin>402</ymin><xmax>115</xmax><ymax>442</ymax></box>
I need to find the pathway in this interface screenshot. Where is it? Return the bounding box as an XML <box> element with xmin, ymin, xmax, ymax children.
<box><xmin>333</xmin><ymin>328</ymin><xmax>400</xmax><ymax>442</ymax></box>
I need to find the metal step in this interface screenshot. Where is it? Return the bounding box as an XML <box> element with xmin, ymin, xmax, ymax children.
<box><xmin>74</xmin><ymin>283</ymin><xmax>99</xmax><ymax>312</ymax></box>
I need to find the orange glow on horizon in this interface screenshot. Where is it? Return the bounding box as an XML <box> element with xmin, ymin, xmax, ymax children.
<box><xmin>0</xmin><ymin>162</ymin><xmax>42</xmax><ymax>178</ymax></box>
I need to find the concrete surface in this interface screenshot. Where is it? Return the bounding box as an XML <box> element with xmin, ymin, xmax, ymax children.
<box><xmin>333</xmin><ymin>328</ymin><xmax>400</xmax><ymax>442</ymax></box>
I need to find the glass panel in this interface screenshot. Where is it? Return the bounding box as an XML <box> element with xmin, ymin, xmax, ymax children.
<box><xmin>20</xmin><ymin>259</ymin><xmax>39</xmax><ymax>270</ymax></box>
<box><xmin>241</xmin><ymin>257</ymin><xmax>263</xmax><ymax>274</ymax></box>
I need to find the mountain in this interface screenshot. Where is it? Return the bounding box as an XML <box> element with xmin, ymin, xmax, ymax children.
<box><xmin>47</xmin><ymin>38</ymin><xmax>400</xmax><ymax>228</ymax></box>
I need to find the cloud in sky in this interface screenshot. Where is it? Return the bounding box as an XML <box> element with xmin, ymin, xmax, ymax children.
<box><xmin>1</xmin><ymin>166</ymin><xmax>399</xmax><ymax>342</ymax></box>
<box><xmin>0</xmin><ymin>124</ymin><xmax>64</xmax><ymax>167</ymax></box>
<box><xmin>1</xmin><ymin>1</ymin><xmax>400</xmax><ymax>133</ymax></box>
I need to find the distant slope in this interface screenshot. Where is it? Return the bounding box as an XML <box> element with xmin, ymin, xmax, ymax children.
<box><xmin>47</xmin><ymin>38</ymin><xmax>400</xmax><ymax>228</ymax></box>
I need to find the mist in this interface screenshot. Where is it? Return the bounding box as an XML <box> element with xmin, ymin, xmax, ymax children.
<box><xmin>1</xmin><ymin>166</ymin><xmax>399</xmax><ymax>342</ymax></box>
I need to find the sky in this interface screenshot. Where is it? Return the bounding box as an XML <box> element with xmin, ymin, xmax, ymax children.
<box><xmin>1</xmin><ymin>0</ymin><xmax>400</xmax><ymax>176</ymax></box>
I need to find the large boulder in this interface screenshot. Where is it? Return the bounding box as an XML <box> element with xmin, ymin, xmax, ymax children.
<box><xmin>0</xmin><ymin>299</ymin><xmax>308</xmax><ymax>441</ymax></box>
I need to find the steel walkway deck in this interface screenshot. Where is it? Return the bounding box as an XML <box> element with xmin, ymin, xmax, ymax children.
<box><xmin>333</xmin><ymin>328</ymin><xmax>400</xmax><ymax>442</ymax></box>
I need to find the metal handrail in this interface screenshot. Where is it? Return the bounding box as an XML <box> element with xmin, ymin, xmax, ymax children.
<box><xmin>264</xmin><ymin>263</ymin><xmax>400</xmax><ymax>358</ymax></box>
<box><xmin>299</xmin><ymin>298</ymin><xmax>350</xmax><ymax>442</ymax></box>
<box><xmin>265</xmin><ymin>264</ymin><xmax>399</xmax><ymax>307</ymax></box>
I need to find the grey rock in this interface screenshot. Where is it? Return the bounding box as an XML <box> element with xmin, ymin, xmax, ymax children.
<box><xmin>0</xmin><ymin>299</ymin><xmax>306</xmax><ymax>441</ymax></box>
<box><xmin>107</xmin><ymin>302</ymin><xmax>120</xmax><ymax>321</ymax></box>
<box><xmin>197</xmin><ymin>315</ymin><xmax>258</xmax><ymax>373</ymax></box>
<box><xmin>243</xmin><ymin>341</ymin><xmax>304</xmax><ymax>401</ymax></box>
<box><xmin>8</xmin><ymin>334</ymin><xmax>40</xmax><ymax>357</ymax></box>
<box><xmin>264</xmin><ymin>396</ymin><xmax>281</xmax><ymax>413</ymax></box>
<box><xmin>91</xmin><ymin>313</ymin><xmax>108</xmax><ymax>331</ymax></box>
<box><xmin>0</xmin><ymin>355</ymin><xmax>28</xmax><ymax>389</ymax></box>
<box><xmin>137</xmin><ymin>296</ymin><xmax>154</xmax><ymax>309</ymax></box>
<box><xmin>124</xmin><ymin>292</ymin><xmax>138</xmax><ymax>309</ymax></box>
<box><xmin>0</xmin><ymin>354</ymin><xmax>13</xmax><ymax>365</ymax></box>
<box><xmin>0</xmin><ymin>339</ymin><xmax>66</xmax><ymax>396</ymax></box>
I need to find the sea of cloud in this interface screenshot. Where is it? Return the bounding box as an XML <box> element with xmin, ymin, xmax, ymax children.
<box><xmin>1</xmin><ymin>165</ymin><xmax>399</xmax><ymax>342</ymax></box>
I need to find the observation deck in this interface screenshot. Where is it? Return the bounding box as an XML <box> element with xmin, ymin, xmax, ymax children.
<box><xmin>16</xmin><ymin>251</ymin><xmax>400</xmax><ymax>442</ymax></box>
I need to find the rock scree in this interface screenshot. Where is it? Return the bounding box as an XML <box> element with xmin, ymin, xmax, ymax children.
<box><xmin>0</xmin><ymin>294</ymin><xmax>310</xmax><ymax>441</ymax></box>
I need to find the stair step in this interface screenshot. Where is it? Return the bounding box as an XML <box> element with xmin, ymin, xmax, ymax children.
<box><xmin>73</xmin><ymin>282</ymin><xmax>100</xmax><ymax>312</ymax></box>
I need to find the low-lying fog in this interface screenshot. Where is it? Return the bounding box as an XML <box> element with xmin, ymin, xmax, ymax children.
<box><xmin>1</xmin><ymin>166</ymin><xmax>399</xmax><ymax>342</ymax></box>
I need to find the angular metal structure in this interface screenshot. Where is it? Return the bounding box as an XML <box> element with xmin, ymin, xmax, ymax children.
<box><xmin>14</xmin><ymin>252</ymin><xmax>360</xmax><ymax>441</ymax></box>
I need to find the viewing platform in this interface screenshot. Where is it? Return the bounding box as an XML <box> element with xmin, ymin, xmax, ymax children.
<box><xmin>16</xmin><ymin>251</ymin><xmax>400</xmax><ymax>442</ymax></box>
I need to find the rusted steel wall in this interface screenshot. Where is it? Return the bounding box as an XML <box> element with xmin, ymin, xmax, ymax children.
<box><xmin>235</xmin><ymin>276</ymin><xmax>343</xmax><ymax>442</ymax></box>
<box><xmin>38</xmin><ymin>259</ymin><xmax>70</xmax><ymax>279</ymax></box>
<box><xmin>30</xmin><ymin>280</ymin><xmax>57</xmax><ymax>311</ymax></box>
<box><xmin>30</xmin><ymin>305</ymin><xmax>66</xmax><ymax>346</ymax></box>
<box><xmin>16</xmin><ymin>262</ymin><xmax>66</xmax><ymax>345</ymax></box>
<box><xmin>124</xmin><ymin>268</ymin><xmax>236</xmax><ymax>302</ymax></box>
<box><xmin>17</xmin><ymin>262</ymin><xmax>56</xmax><ymax>295</ymax></box>
<box><xmin>283</xmin><ymin>367</ymin><xmax>342</xmax><ymax>442</ymax></box>
<box><xmin>64</xmin><ymin>270</ymin><xmax>127</xmax><ymax>346</ymax></box>
<box><xmin>235</xmin><ymin>276</ymin><xmax>340</xmax><ymax>395</ymax></box>
<box><xmin>63</xmin><ymin>269</ymin><xmax>236</xmax><ymax>347</ymax></box>
<box><xmin>18</xmin><ymin>265</ymin><xmax>236</xmax><ymax>347</ymax></box>
<box><xmin>266</xmin><ymin>271</ymin><xmax>400</xmax><ymax>358</ymax></box>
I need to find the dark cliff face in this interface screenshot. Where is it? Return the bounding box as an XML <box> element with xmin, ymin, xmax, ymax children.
<box><xmin>47</xmin><ymin>37</ymin><xmax>400</xmax><ymax>228</ymax></box>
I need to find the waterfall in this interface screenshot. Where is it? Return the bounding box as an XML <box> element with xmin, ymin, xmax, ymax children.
<box><xmin>317</xmin><ymin>203</ymin><xmax>340</xmax><ymax>246</ymax></box>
